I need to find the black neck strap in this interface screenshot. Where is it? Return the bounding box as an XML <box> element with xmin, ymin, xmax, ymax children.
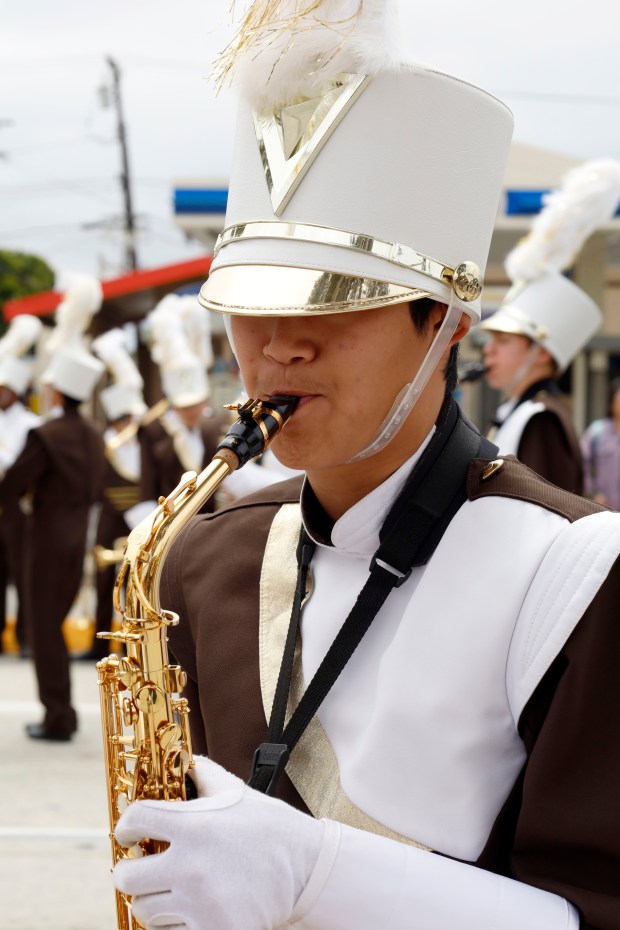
<box><xmin>248</xmin><ymin>401</ymin><xmax>497</xmax><ymax>795</ymax></box>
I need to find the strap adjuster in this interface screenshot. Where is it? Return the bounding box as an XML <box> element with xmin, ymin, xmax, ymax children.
<box><xmin>370</xmin><ymin>556</ymin><xmax>412</xmax><ymax>587</ymax></box>
<box><xmin>249</xmin><ymin>742</ymin><xmax>289</xmax><ymax>795</ymax></box>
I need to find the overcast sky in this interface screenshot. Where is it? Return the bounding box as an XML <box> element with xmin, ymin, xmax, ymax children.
<box><xmin>1</xmin><ymin>0</ymin><xmax>619</xmax><ymax>283</ymax></box>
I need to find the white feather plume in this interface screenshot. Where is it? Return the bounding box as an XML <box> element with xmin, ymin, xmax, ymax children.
<box><xmin>91</xmin><ymin>328</ymin><xmax>144</xmax><ymax>390</ymax></box>
<box><xmin>46</xmin><ymin>273</ymin><xmax>103</xmax><ymax>353</ymax></box>
<box><xmin>0</xmin><ymin>314</ymin><xmax>43</xmax><ymax>361</ymax></box>
<box><xmin>506</xmin><ymin>159</ymin><xmax>620</xmax><ymax>283</ymax></box>
<box><xmin>176</xmin><ymin>295</ymin><xmax>213</xmax><ymax>369</ymax></box>
<box><xmin>146</xmin><ymin>295</ymin><xmax>202</xmax><ymax>373</ymax></box>
<box><xmin>216</xmin><ymin>0</ymin><xmax>407</xmax><ymax>112</ymax></box>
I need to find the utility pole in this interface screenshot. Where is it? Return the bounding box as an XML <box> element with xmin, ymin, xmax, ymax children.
<box><xmin>105</xmin><ymin>57</ymin><xmax>138</xmax><ymax>271</ymax></box>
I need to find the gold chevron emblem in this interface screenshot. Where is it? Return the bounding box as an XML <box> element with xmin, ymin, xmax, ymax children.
<box><xmin>254</xmin><ymin>73</ymin><xmax>371</xmax><ymax>215</ymax></box>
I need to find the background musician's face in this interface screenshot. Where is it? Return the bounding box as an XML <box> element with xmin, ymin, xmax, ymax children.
<box><xmin>175</xmin><ymin>401</ymin><xmax>205</xmax><ymax>429</ymax></box>
<box><xmin>482</xmin><ymin>330</ymin><xmax>555</xmax><ymax>396</ymax></box>
<box><xmin>231</xmin><ymin>302</ymin><xmax>461</xmax><ymax>474</ymax></box>
<box><xmin>482</xmin><ymin>331</ymin><xmax>532</xmax><ymax>391</ymax></box>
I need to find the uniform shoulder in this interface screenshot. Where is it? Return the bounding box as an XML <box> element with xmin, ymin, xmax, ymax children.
<box><xmin>209</xmin><ymin>474</ymin><xmax>304</xmax><ymax>520</ymax></box>
<box><xmin>164</xmin><ymin>476</ymin><xmax>303</xmax><ymax>587</ymax></box>
<box><xmin>175</xmin><ymin>474</ymin><xmax>303</xmax><ymax>543</ymax></box>
<box><xmin>467</xmin><ymin>455</ymin><xmax>605</xmax><ymax>522</ymax></box>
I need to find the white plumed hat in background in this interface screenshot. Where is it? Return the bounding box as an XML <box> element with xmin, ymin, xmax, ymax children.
<box><xmin>43</xmin><ymin>346</ymin><xmax>104</xmax><ymax>402</ymax></box>
<box><xmin>92</xmin><ymin>327</ymin><xmax>147</xmax><ymax>421</ymax></box>
<box><xmin>479</xmin><ymin>159</ymin><xmax>620</xmax><ymax>370</ymax></box>
<box><xmin>0</xmin><ymin>314</ymin><xmax>43</xmax><ymax>395</ymax></box>
<box><xmin>41</xmin><ymin>273</ymin><xmax>105</xmax><ymax>400</ymax></box>
<box><xmin>199</xmin><ymin>0</ymin><xmax>514</xmax><ymax>322</ymax></box>
<box><xmin>146</xmin><ymin>294</ymin><xmax>210</xmax><ymax>408</ymax></box>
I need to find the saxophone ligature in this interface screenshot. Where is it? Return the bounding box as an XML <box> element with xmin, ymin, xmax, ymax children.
<box><xmin>96</xmin><ymin>395</ymin><xmax>299</xmax><ymax>930</ymax></box>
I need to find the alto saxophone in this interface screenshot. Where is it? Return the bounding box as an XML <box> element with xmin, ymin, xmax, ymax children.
<box><xmin>97</xmin><ymin>395</ymin><xmax>299</xmax><ymax>930</ymax></box>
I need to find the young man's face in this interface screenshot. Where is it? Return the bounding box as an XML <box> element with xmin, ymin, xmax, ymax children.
<box><xmin>231</xmin><ymin>301</ymin><xmax>456</xmax><ymax>472</ymax></box>
<box><xmin>482</xmin><ymin>331</ymin><xmax>534</xmax><ymax>392</ymax></box>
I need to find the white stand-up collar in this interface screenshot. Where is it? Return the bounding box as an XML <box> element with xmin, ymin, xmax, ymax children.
<box><xmin>304</xmin><ymin>427</ymin><xmax>435</xmax><ymax>558</ymax></box>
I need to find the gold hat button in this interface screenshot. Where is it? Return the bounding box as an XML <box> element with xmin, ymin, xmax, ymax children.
<box><xmin>481</xmin><ymin>458</ymin><xmax>505</xmax><ymax>481</ymax></box>
<box><xmin>452</xmin><ymin>261</ymin><xmax>482</xmax><ymax>302</ymax></box>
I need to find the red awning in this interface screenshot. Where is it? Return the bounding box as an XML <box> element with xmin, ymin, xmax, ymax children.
<box><xmin>3</xmin><ymin>255</ymin><xmax>213</xmax><ymax>321</ymax></box>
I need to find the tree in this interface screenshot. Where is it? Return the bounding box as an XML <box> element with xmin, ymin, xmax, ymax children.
<box><xmin>0</xmin><ymin>249</ymin><xmax>55</xmax><ymax>335</ymax></box>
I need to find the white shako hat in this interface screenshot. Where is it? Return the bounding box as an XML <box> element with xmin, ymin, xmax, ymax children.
<box><xmin>0</xmin><ymin>314</ymin><xmax>43</xmax><ymax>394</ymax></box>
<box><xmin>45</xmin><ymin>345</ymin><xmax>104</xmax><ymax>401</ymax></box>
<box><xmin>92</xmin><ymin>327</ymin><xmax>147</xmax><ymax>421</ymax></box>
<box><xmin>41</xmin><ymin>272</ymin><xmax>105</xmax><ymax>399</ymax></box>
<box><xmin>479</xmin><ymin>159</ymin><xmax>620</xmax><ymax>370</ymax></box>
<box><xmin>199</xmin><ymin>0</ymin><xmax>514</xmax><ymax>322</ymax></box>
<box><xmin>146</xmin><ymin>294</ymin><xmax>210</xmax><ymax>408</ymax></box>
<box><xmin>0</xmin><ymin>356</ymin><xmax>34</xmax><ymax>396</ymax></box>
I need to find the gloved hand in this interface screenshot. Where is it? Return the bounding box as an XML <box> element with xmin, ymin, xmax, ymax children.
<box><xmin>113</xmin><ymin>757</ymin><xmax>325</xmax><ymax>930</ymax></box>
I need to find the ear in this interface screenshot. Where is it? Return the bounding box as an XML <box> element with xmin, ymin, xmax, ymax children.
<box><xmin>535</xmin><ymin>345</ymin><xmax>556</xmax><ymax>369</ymax></box>
<box><xmin>429</xmin><ymin>303</ymin><xmax>472</xmax><ymax>345</ymax></box>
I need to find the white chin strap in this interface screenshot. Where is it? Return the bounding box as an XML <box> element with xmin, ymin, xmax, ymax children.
<box><xmin>224</xmin><ymin>299</ymin><xmax>463</xmax><ymax>463</ymax></box>
<box><xmin>348</xmin><ymin>292</ymin><xmax>462</xmax><ymax>462</ymax></box>
<box><xmin>505</xmin><ymin>342</ymin><xmax>541</xmax><ymax>399</ymax></box>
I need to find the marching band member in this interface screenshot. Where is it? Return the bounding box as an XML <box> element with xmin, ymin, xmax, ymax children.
<box><xmin>0</xmin><ymin>275</ymin><xmax>106</xmax><ymax>740</ymax></box>
<box><xmin>84</xmin><ymin>327</ymin><xmax>147</xmax><ymax>660</ymax></box>
<box><xmin>113</xmin><ymin>3</ymin><xmax>620</xmax><ymax>928</ymax></box>
<box><xmin>0</xmin><ymin>315</ymin><xmax>42</xmax><ymax>653</ymax></box>
<box><xmin>126</xmin><ymin>294</ymin><xmax>228</xmax><ymax>528</ymax></box>
<box><xmin>479</xmin><ymin>160</ymin><xmax>620</xmax><ymax>493</ymax></box>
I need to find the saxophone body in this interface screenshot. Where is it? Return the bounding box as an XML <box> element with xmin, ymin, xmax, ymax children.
<box><xmin>96</xmin><ymin>396</ymin><xmax>299</xmax><ymax>930</ymax></box>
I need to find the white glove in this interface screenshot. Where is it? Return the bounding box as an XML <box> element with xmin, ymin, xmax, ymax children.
<box><xmin>113</xmin><ymin>757</ymin><xmax>325</xmax><ymax>930</ymax></box>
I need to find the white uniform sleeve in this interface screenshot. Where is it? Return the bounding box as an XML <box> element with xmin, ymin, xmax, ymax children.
<box><xmin>290</xmin><ymin>821</ymin><xmax>578</xmax><ymax>930</ymax></box>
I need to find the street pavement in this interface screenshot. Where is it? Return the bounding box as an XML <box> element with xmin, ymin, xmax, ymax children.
<box><xmin>0</xmin><ymin>651</ymin><xmax>118</xmax><ymax>930</ymax></box>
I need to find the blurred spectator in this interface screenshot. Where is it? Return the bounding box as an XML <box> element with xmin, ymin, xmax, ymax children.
<box><xmin>581</xmin><ymin>377</ymin><xmax>620</xmax><ymax>510</ymax></box>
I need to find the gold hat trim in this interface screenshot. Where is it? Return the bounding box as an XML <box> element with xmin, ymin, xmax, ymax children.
<box><xmin>200</xmin><ymin>264</ymin><xmax>427</xmax><ymax>316</ymax></box>
<box><xmin>255</xmin><ymin>73</ymin><xmax>372</xmax><ymax>214</ymax></box>
<box><xmin>214</xmin><ymin>220</ymin><xmax>482</xmax><ymax>303</ymax></box>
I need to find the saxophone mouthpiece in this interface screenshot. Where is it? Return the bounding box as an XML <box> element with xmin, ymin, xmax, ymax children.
<box><xmin>216</xmin><ymin>395</ymin><xmax>300</xmax><ymax>468</ymax></box>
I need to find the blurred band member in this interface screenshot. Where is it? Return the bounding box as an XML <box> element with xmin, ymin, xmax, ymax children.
<box><xmin>0</xmin><ymin>316</ymin><xmax>42</xmax><ymax>652</ymax></box>
<box><xmin>0</xmin><ymin>345</ymin><xmax>105</xmax><ymax>739</ymax></box>
<box><xmin>478</xmin><ymin>160</ymin><xmax>620</xmax><ymax>492</ymax></box>
<box><xmin>84</xmin><ymin>328</ymin><xmax>147</xmax><ymax>660</ymax></box>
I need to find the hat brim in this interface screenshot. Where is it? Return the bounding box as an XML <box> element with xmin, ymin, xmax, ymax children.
<box><xmin>199</xmin><ymin>265</ymin><xmax>430</xmax><ymax>317</ymax></box>
<box><xmin>477</xmin><ymin>312</ymin><xmax>533</xmax><ymax>338</ymax></box>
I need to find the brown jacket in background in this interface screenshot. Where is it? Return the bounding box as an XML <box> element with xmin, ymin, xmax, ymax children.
<box><xmin>0</xmin><ymin>410</ymin><xmax>105</xmax><ymax>732</ymax></box>
<box><xmin>139</xmin><ymin>413</ymin><xmax>228</xmax><ymax>510</ymax></box>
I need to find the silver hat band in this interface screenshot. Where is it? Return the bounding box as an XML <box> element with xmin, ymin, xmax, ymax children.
<box><xmin>214</xmin><ymin>221</ymin><xmax>482</xmax><ymax>303</ymax></box>
<box><xmin>480</xmin><ymin>303</ymin><xmax>550</xmax><ymax>343</ymax></box>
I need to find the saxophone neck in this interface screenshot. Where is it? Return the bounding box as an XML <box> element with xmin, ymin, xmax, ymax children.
<box><xmin>117</xmin><ymin>395</ymin><xmax>300</xmax><ymax>621</ymax></box>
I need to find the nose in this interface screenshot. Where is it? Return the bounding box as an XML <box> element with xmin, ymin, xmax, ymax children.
<box><xmin>262</xmin><ymin>317</ymin><xmax>318</xmax><ymax>366</ymax></box>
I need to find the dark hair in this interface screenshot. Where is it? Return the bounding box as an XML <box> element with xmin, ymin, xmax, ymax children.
<box><xmin>409</xmin><ymin>299</ymin><xmax>459</xmax><ymax>396</ymax></box>
<box><xmin>61</xmin><ymin>394</ymin><xmax>82</xmax><ymax>412</ymax></box>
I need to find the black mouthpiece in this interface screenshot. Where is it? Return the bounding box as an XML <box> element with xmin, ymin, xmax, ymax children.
<box><xmin>216</xmin><ymin>395</ymin><xmax>300</xmax><ymax>468</ymax></box>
